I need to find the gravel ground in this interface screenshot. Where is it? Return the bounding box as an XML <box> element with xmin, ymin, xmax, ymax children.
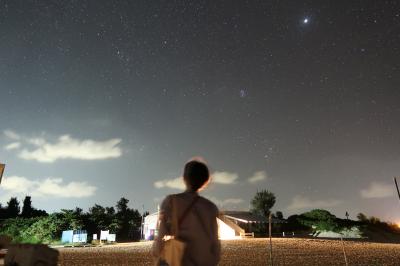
<box><xmin>57</xmin><ymin>238</ymin><xmax>400</xmax><ymax>265</ymax></box>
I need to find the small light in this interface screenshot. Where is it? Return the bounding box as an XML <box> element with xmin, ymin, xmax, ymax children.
<box><xmin>303</xmin><ymin>18</ymin><xmax>309</xmax><ymax>24</ymax></box>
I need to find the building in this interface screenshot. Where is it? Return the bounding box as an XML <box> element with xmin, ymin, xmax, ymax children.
<box><xmin>143</xmin><ymin>210</ymin><xmax>284</xmax><ymax>240</ymax></box>
<box><xmin>61</xmin><ymin>230</ymin><xmax>88</xmax><ymax>244</ymax></box>
<box><xmin>143</xmin><ymin>212</ymin><xmax>159</xmax><ymax>240</ymax></box>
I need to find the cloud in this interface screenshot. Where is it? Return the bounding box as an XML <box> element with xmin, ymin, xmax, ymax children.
<box><xmin>206</xmin><ymin>196</ymin><xmax>244</xmax><ymax>208</ymax></box>
<box><xmin>154</xmin><ymin>171</ymin><xmax>239</xmax><ymax>190</ymax></box>
<box><xmin>360</xmin><ymin>181</ymin><xmax>394</xmax><ymax>199</ymax></box>
<box><xmin>248</xmin><ymin>171</ymin><xmax>267</xmax><ymax>183</ymax></box>
<box><xmin>4</xmin><ymin>142</ymin><xmax>21</xmax><ymax>150</ymax></box>
<box><xmin>1</xmin><ymin>176</ymin><xmax>97</xmax><ymax>198</ymax></box>
<box><xmin>221</xmin><ymin>198</ymin><xmax>244</xmax><ymax>205</ymax></box>
<box><xmin>3</xmin><ymin>130</ymin><xmax>20</xmax><ymax>140</ymax></box>
<box><xmin>154</xmin><ymin>177</ymin><xmax>185</xmax><ymax>190</ymax></box>
<box><xmin>1</xmin><ymin>176</ymin><xmax>36</xmax><ymax>193</ymax></box>
<box><xmin>3</xmin><ymin>130</ymin><xmax>122</xmax><ymax>163</ymax></box>
<box><xmin>35</xmin><ymin>178</ymin><xmax>97</xmax><ymax>198</ymax></box>
<box><xmin>212</xmin><ymin>171</ymin><xmax>238</xmax><ymax>184</ymax></box>
<box><xmin>287</xmin><ymin>195</ymin><xmax>342</xmax><ymax>211</ymax></box>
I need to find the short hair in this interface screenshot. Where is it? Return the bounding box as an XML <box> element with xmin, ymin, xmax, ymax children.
<box><xmin>183</xmin><ymin>160</ymin><xmax>210</xmax><ymax>191</ymax></box>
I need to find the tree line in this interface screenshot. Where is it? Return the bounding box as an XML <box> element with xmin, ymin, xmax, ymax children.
<box><xmin>249</xmin><ymin>190</ymin><xmax>400</xmax><ymax>238</ymax></box>
<box><xmin>0</xmin><ymin>196</ymin><xmax>143</xmax><ymax>244</ymax></box>
<box><xmin>2</xmin><ymin>190</ymin><xmax>399</xmax><ymax>243</ymax></box>
<box><xmin>0</xmin><ymin>196</ymin><xmax>47</xmax><ymax>219</ymax></box>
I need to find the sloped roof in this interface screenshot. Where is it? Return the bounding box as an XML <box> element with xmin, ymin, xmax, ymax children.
<box><xmin>221</xmin><ymin>211</ymin><xmax>285</xmax><ymax>223</ymax></box>
<box><xmin>144</xmin><ymin>210</ymin><xmax>286</xmax><ymax>224</ymax></box>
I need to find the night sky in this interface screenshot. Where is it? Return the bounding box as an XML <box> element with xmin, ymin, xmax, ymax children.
<box><xmin>1</xmin><ymin>0</ymin><xmax>400</xmax><ymax>222</ymax></box>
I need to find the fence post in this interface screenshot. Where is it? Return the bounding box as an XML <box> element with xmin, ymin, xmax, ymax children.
<box><xmin>394</xmin><ymin>177</ymin><xmax>400</xmax><ymax>202</ymax></box>
<box><xmin>268</xmin><ymin>213</ymin><xmax>273</xmax><ymax>266</ymax></box>
<box><xmin>341</xmin><ymin>237</ymin><xmax>348</xmax><ymax>266</ymax></box>
<box><xmin>0</xmin><ymin>163</ymin><xmax>5</xmax><ymax>184</ymax></box>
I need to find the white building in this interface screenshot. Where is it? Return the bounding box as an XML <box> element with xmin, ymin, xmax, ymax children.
<box><xmin>143</xmin><ymin>211</ymin><xmax>281</xmax><ymax>240</ymax></box>
<box><xmin>143</xmin><ymin>212</ymin><xmax>159</xmax><ymax>240</ymax></box>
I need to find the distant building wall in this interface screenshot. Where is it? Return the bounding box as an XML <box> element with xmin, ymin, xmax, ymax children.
<box><xmin>144</xmin><ymin>213</ymin><xmax>159</xmax><ymax>240</ymax></box>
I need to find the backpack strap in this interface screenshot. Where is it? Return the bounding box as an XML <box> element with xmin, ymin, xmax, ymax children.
<box><xmin>175</xmin><ymin>195</ymin><xmax>200</xmax><ymax>233</ymax></box>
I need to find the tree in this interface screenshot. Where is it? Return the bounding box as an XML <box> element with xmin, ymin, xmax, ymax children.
<box><xmin>0</xmin><ymin>217</ymin><xmax>39</xmax><ymax>243</ymax></box>
<box><xmin>283</xmin><ymin>214</ymin><xmax>310</xmax><ymax>232</ymax></box>
<box><xmin>0</xmin><ymin>203</ymin><xmax>6</xmax><ymax>219</ymax></box>
<box><xmin>88</xmin><ymin>204</ymin><xmax>109</xmax><ymax>230</ymax></box>
<box><xmin>369</xmin><ymin>216</ymin><xmax>381</xmax><ymax>224</ymax></box>
<box><xmin>250</xmin><ymin>190</ymin><xmax>276</xmax><ymax>217</ymax></box>
<box><xmin>31</xmin><ymin>209</ymin><xmax>48</xmax><ymax>217</ymax></box>
<box><xmin>275</xmin><ymin>211</ymin><xmax>284</xmax><ymax>220</ymax></box>
<box><xmin>106</xmin><ymin>207</ymin><xmax>119</xmax><ymax>233</ymax></box>
<box><xmin>115</xmin><ymin>198</ymin><xmax>141</xmax><ymax>241</ymax></box>
<box><xmin>116</xmin><ymin>197</ymin><xmax>129</xmax><ymax>214</ymax></box>
<box><xmin>357</xmin><ymin>212</ymin><xmax>368</xmax><ymax>222</ymax></box>
<box><xmin>6</xmin><ymin>197</ymin><xmax>20</xmax><ymax>218</ymax></box>
<box><xmin>20</xmin><ymin>196</ymin><xmax>47</xmax><ymax>218</ymax></box>
<box><xmin>297</xmin><ymin>209</ymin><xmax>338</xmax><ymax>232</ymax></box>
<box><xmin>21</xmin><ymin>196</ymin><xmax>34</xmax><ymax>218</ymax></box>
<box><xmin>59</xmin><ymin>209</ymin><xmax>83</xmax><ymax>230</ymax></box>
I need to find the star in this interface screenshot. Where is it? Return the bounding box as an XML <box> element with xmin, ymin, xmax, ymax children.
<box><xmin>303</xmin><ymin>18</ymin><xmax>309</xmax><ymax>24</ymax></box>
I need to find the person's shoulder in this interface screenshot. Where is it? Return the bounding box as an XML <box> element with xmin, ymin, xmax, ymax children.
<box><xmin>199</xmin><ymin>196</ymin><xmax>219</xmax><ymax>212</ymax></box>
<box><xmin>160</xmin><ymin>194</ymin><xmax>176</xmax><ymax>209</ymax></box>
<box><xmin>162</xmin><ymin>193</ymin><xmax>181</xmax><ymax>201</ymax></box>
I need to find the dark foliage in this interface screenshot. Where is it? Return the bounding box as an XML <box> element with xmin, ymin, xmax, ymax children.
<box><xmin>21</xmin><ymin>196</ymin><xmax>48</xmax><ymax>218</ymax></box>
<box><xmin>0</xmin><ymin>196</ymin><xmax>144</xmax><ymax>244</ymax></box>
<box><xmin>250</xmin><ymin>190</ymin><xmax>276</xmax><ymax>217</ymax></box>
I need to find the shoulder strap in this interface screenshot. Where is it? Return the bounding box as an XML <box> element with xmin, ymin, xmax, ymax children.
<box><xmin>192</xmin><ymin>207</ymin><xmax>210</xmax><ymax>237</ymax></box>
<box><xmin>170</xmin><ymin>196</ymin><xmax>179</xmax><ymax>236</ymax></box>
<box><xmin>177</xmin><ymin>196</ymin><xmax>200</xmax><ymax>230</ymax></box>
<box><xmin>170</xmin><ymin>195</ymin><xmax>200</xmax><ymax>236</ymax></box>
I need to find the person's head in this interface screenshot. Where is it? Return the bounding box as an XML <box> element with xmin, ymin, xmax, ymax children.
<box><xmin>183</xmin><ymin>159</ymin><xmax>210</xmax><ymax>192</ymax></box>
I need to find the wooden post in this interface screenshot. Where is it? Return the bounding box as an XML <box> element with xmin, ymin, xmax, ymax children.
<box><xmin>0</xmin><ymin>163</ymin><xmax>5</xmax><ymax>185</ymax></box>
<box><xmin>340</xmin><ymin>237</ymin><xmax>348</xmax><ymax>266</ymax></box>
<box><xmin>394</xmin><ymin>177</ymin><xmax>400</xmax><ymax>202</ymax></box>
<box><xmin>140</xmin><ymin>204</ymin><xmax>144</xmax><ymax>240</ymax></box>
<box><xmin>268</xmin><ymin>213</ymin><xmax>273</xmax><ymax>266</ymax></box>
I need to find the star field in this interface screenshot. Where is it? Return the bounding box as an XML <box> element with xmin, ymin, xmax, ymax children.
<box><xmin>0</xmin><ymin>0</ymin><xmax>400</xmax><ymax>221</ymax></box>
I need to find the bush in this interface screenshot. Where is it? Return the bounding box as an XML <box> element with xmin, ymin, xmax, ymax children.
<box><xmin>0</xmin><ymin>197</ymin><xmax>144</xmax><ymax>244</ymax></box>
<box><xmin>0</xmin><ymin>211</ymin><xmax>84</xmax><ymax>244</ymax></box>
<box><xmin>283</xmin><ymin>215</ymin><xmax>311</xmax><ymax>233</ymax></box>
<box><xmin>0</xmin><ymin>218</ymin><xmax>39</xmax><ymax>243</ymax></box>
<box><xmin>297</xmin><ymin>209</ymin><xmax>339</xmax><ymax>232</ymax></box>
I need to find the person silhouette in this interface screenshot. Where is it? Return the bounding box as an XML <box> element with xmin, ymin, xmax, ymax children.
<box><xmin>153</xmin><ymin>159</ymin><xmax>220</xmax><ymax>266</ymax></box>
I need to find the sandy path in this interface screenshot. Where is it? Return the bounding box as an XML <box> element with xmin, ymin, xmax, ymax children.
<box><xmin>57</xmin><ymin>238</ymin><xmax>400</xmax><ymax>265</ymax></box>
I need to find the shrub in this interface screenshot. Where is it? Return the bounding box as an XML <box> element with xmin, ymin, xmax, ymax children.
<box><xmin>297</xmin><ymin>209</ymin><xmax>339</xmax><ymax>232</ymax></box>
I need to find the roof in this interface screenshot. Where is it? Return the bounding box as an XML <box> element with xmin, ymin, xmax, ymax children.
<box><xmin>144</xmin><ymin>210</ymin><xmax>286</xmax><ymax>224</ymax></box>
<box><xmin>221</xmin><ymin>211</ymin><xmax>285</xmax><ymax>224</ymax></box>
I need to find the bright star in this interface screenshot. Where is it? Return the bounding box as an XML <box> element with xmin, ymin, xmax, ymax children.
<box><xmin>303</xmin><ymin>18</ymin><xmax>309</xmax><ymax>24</ymax></box>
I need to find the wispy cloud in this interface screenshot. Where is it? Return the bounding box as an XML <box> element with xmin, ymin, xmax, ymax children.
<box><xmin>360</xmin><ymin>181</ymin><xmax>394</xmax><ymax>199</ymax></box>
<box><xmin>248</xmin><ymin>171</ymin><xmax>267</xmax><ymax>183</ymax></box>
<box><xmin>1</xmin><ymin>176</ymin><xmax>97</xmax><ymax>198</ymax></box>
<box><xmin>4</xmin><ymin>130</ymin><xmax>20</xmax><ymax>140</ymax></box>
<box><xmin>154</xmin><ymin>171</ymin><xmax>239</xmax><ymax>190</ymax></box>
<box><xmin>3</xmin><ymin>130</ymin><xmax>122</xmax><ymax>163</ymax></box>
<box><xmin>206</xmin><ymin>196</ymin><xmax>244</xmax><ymax>208</ymax></box>
<box><xmin>287</xmin><ymin>195</ymin><xmax>342</xmax><ymax>211</ymax></box>
<box><xmin>4</xmin><ymin>142</ymin><xmax>21</xmax><ymax>150</ymax></box>
<box><xmin>212</xmin><ymin>171</ymin><xmax>238</xmax><ymax>184</ymax></box>
<box><xmin>154</xmin><ymin>177</ymin><xmax>185</xmax><ymax>190</ymax></box>
<box><xmin>1</xmin><ymin>176</ymin><xmax>36</xmax><ymax>193</ymax></box>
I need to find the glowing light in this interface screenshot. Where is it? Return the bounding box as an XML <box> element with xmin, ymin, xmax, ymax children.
<box><xmin>303</xmin><ymin>18</ymin><xmax>309</xmax><ymax>24</ymax></box>
<box><xmin>217</xmin><ymin>218</ymin><xmax>236</xmax><ymax>240</ymax></box>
